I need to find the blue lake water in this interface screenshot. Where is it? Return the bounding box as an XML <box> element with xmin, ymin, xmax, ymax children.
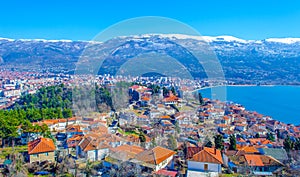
<box><xmin>198</xmin><ymin>86</ymin><xmax>300</xmax><ymax>125</ymax></box>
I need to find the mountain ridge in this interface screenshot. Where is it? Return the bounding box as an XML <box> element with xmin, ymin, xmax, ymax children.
<box><xmin>0</xmin><ymin>34</ymin><xmax>300</xmax><ymax>84</ymax></box>
<box><xmin>1</xmin><ymin>34</ymin><xmax>300</xmax><ymax>44</ymax></box>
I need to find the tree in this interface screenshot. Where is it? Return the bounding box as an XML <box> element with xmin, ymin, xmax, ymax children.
<box><xmin>63</xmin><ymin>108</ymin><xmax>73</xmax><ymax>118</ymax></box>
<box><xmin>175</xmin><ymin>121</ymin><xmax>181</xmax><ymax>135</ymax></box>
<box><xmin>0</xmin><ymin>118</ymin><xmax>18</xmax><ymax>148</ymax></box>
<box><xmin>294</xmin><ymin>138</ymin><xmax>300</xmax><ymax>150</ymax></box>
<box><xmin>139</xmin><ymin>133</ymin><xmax>146</xmax><ymax>148</ymax></box>
<box><xmin>171</xmin><ymin>86</ymin><xmax>176</xmax><ymax>95</ymax></box>
<box><xmin>162</xmin><ymin>87</ymin><xmax>169</xmax><ymax>97</ymax></box>
<box><xmin>198</xmin><ymin>93</ymin><xmax>204</xmax><ymax>105</ymax></box>
<box><xmin>229</xmin><ymin>134</ymin><xmax>237</xmax><ymax>150</ymax></box>
<box><xmin>56</xmin><ymin>108</ymin><xmax>63</xmax><ymax>118</ymax></box>
<box><xmin>214</xmin><ymin>134</ymin><xmax>224</xmax><ymax>150</ymax></box>
<box><xmin>150</xmin><ymin>138</ymin><xmax>157</xmax><ymax>148</ymax></box>
<box><xmin>151</xmin><ymin>85</ymin><xmax>160</xmax><ymax>94</ymax></box>
<box><xmin>167</xmin><ymin>134</ymin><xmax>178</xmax><ymax>150</ymax></box>
<box><xmin>283</xmin><ymin>135</ymin><xmax>293</xmax><ymax>153</ymax></box>
<box><xmin>255</xmin><ymin>133</ymin><xmax>260</xmax><ymax>138</ymax></box>
<box><xmin>83</xmin><ymin>160</ymin><xmax>95</xmax><ymax>177</ymax></box>
<box><xmin>7</xmin><ymin>152</ymin><xmax>28</xmax><ymax>176</ymax></box>
<box><xmin>276</xmin><ymin>129</ymin><xmax>281</xmax><ymax>139</ymax></box>
<box><xmin>205</xmin><ymin>140</ymin><xmax>213</xmax><ymax>148</ymax></box>
<box><xmin>266</xmin><ymin>133</ymin><xmax>275</xmax><ymax>142</ymax></box>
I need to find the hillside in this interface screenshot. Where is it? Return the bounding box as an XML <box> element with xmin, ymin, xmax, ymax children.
<box><xmin>1</xmin><ymin>34</ymin><xmax>300</xmax><ymax>84</ymax></box>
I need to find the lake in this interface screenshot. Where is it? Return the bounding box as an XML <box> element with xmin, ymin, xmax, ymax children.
<box><xmin>198</xmin><ymin>85</ymin><xmax>300</xmax><ymax>125</ymax></box>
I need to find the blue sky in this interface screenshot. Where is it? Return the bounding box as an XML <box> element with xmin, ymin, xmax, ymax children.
<box><xmin>1</xmin><ymin>0</ymin><xmax>300</xmax><ymax>40</ymax></box>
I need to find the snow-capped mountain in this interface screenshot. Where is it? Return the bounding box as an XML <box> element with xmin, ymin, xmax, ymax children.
<box><xmin>0</xmin><ymin>34</ymin><xmax>300</xmax><ymax>84</ymax></box>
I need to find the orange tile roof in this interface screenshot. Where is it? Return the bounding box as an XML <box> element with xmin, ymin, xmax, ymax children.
<box><xmin>135</xmin><ymin>146</ymin><xmax>176</xmax><ymax>165</ymax></box>
<box><xmin>28</xmin><ymin>137</ymin><xmax>55</xmax><ymax>155</ymax></box>
<box><xmin>141</xmin><ymin>97</ymin><xmax>150</xmax><ymax>101</ymax></box>
<box><xmin>57</xmin><ymin>118</ymin><xmax>67</xmax><ymax>123</ymax></box>
<box><xmin>79</xmin><ymin>136</ymin><xmax>110</xmax><ymax>151</ymax></box>
<box><xmin>261</xmin><ymin>139</ymin><xmax>272</xmax><ymax>145</ymax></box>
<box><xmin>223</xmin><ymin>116</ymin><xmax>229</xmax><ymax>120</ymax></box>
<box><xmin>192</xmin><ymin>147</ymin><xmax>223</xmax><ymax>164</ymax></box>
<box><xmin>244</xmin><ymin>154</ymin><xmax>264</xmax><ymax>166</ymax></box>
<box><xmin>109</xmin><ymin>144</ymin><xmax>145</xmax><ymax>161</ymax></box>
<box><xmin>66</xmin><ymin>125</ymin><xmax>82</xmax><ymax>132</ymax></box>
<box><xmin>138</xmin><ymin>115</ymin><xmax>148</xmax><ymax>119</ymax></box>
<box><xmin>237</xmin><ymin>138</ymin><xmax>246</xmax><ymax>143</ymax></box>
<box><xmin>157</xmin><ymin>104</ymin><xmax>164</xmax><ymax>108</ymax></box>
<box><xmin>155</xmin><ymin>169</ymin><xmax>177</xmax><ymax>177</ymax></box>
<box><xmin>160</xmin><ymin>115</ymin><xmax>171</xmax><ymax>119</ymax></box>
<box><xmin>218</xmin><ymin>124</ymin><xmax>227</xmax><ymax>128</ymax></box>
<box><xmin>79</xmin><ymin>133</ymin><xmax>122</xmax><ymax>151</ymax></box>
<box><xmin>186</xmin><ymin>147</ymin><xmax>202</xmax><ymax>159</ymax></box>
<box><xmin>248</xmin><ymin>138</ymin><xmax>267</xmax><ymax>145</ymax></box>
<box><xmin>235</xmin><ymin>123</ymin><xmax>247</xmax><ymax>127</ymax></box>
<box><xmin>111</xmin><ymin>144</ymin><xmax>144</xmax><ymax>155</ymax></box>
<box><xmin>91</xmin><ymin>125</ymin><xmax>108</xmax><ymax>134</ymax></box>
<box><xmin>68</xmin><ymin>117</ymin><xmax>78</xmax><ymax>121</ymax></box>
<box><xmin>40</xmin><ymin>119</ymin><xmax>59</xmax><ymax>125</ymax></box>
<box><xmin>163</xmin><ymin>92</ymin><xmax>179</xmax><ymax>102</ymax></box>
<box><xmin>67</xmin><ymin>134</ymin><xmax>84</xmax><ymax>142</ymax></box>
<box><xmin>237</xmin><ymin>146</ymin><xmax>259</xmax><ymax>154</ymax></box>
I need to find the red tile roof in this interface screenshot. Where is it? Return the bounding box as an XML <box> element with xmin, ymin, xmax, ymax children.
<box><xmin>192</xmin><ymin>147</ymin><xmax>223</xmax><ymax>164</ymax></box>
<box><xmin>154</xmin><ymin>169</ymin><xmax>177</xmax><ymax>177</ymax></box>
<box><xmin>163</xmin><ymin>92</ymin><xmax>179</xmax><ymax>102</ymax></box>
<box><xmin>28</xmin><ymin>137</ymin><xmax>55</xmax><ymax>155</ymax></box>
<box><xmin>244</xmin><ymin>154</ymin><xmax>264</xmax><ymax>166</ymax></box>
<box><xmin>237</xmin><ymin>145</ymin><xmax>259</xmax><ymax>154</ymax></box>
<box><xmin>135</xmin><ymin>146</ymin><xmax>176</xmax><ymax>165</ymax></box>
<box><xmin>110</xmin><ymin>144</ymin><xmax>144</xmax><ymax>160</ymax></box>
<box><xmin>186</xmin><ymin>147</ymin><xmax>202</xmax><ymax>159</ymax></box>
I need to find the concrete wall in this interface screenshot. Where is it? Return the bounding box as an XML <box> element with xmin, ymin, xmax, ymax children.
<box><xmin>30</xmin><ymin>151</ymin><xmax>55</xmax><ymax>163</ymax></box>
<box><xmin>188</xmin><ymin>161</ymin><xmax>221</xmax><ymax>173</ymax></box>
<box><xmin>87</xmin><ymin>149</ymin><xmax>109</xmax><ymax>161</ymax></box>
<box><xmin>154</xmin><ymin>155</ymin><xmax>174</xmax><ymax>171</ymax></box>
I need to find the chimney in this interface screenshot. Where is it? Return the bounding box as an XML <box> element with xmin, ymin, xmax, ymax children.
<box><xmin>214</xmin><ymin>148</ymin><xmax>217</xmax><ymax>154</ymax></box>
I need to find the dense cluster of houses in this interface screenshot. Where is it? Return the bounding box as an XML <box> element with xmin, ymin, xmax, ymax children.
<box><xmin>0</xmin><ymin>71</ymin><xmax>72</xmax><ymax>109</ymax></box>
<box><xmin>17</xmin><ymin>82</ymin><xmax>300</xmax><ymax>176</ymax></box>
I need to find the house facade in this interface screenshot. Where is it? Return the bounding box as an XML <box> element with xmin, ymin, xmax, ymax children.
<box><xmin>28</xmin><ymin>137</ymin><xmax>56</xmax><ymax>163</ymax></box>
<box><xmin>187</xmin><ymin>147</ymin><xmax>223</xmax><ymax>173</ymax></box>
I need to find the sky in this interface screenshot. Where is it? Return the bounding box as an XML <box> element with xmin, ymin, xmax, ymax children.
<box><xmin>1</xmin><ymin>0</ymin><xmax>300</xmax><ymax>40</ymax></box>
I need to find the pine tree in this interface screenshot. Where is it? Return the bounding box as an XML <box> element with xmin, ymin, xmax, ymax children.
<box><xmin>229</xmin><ymin>134</ymin><xmax>237</xmax><ymax>150</ymax></box>
<box><xmin>266</xmin><ymin>133</ymin><xmax>275</xmax><ymax>142</ymax></box>
<box><xmin>198</xmin><ymin>93</ymin><xmax>204</xmax><ymax>105</ymax></box>
<box><xmin>214</xmin><ymin>134</ymin><xmax>224</xmax><ymax>150</ymax></box>
<box><xmin>283</xmin><ymin>135</ymin><xmax>293</xmax><ymax>152</ymax></box>
<box><xmin>205</xmin><ymin>140</ymin><xmax>213</xmax><ymax>148</ymax></box>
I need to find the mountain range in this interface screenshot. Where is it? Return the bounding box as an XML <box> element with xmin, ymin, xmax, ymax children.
<box><xmin>1</xmin><ymin>34</ymin><xmax>300</xmax><ymax>84</ymax></box>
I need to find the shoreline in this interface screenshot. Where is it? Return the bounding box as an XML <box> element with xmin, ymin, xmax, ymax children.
<box><xmin>194</xmin><ymin>84</ymin><xmax>300</xmax><ymax>125</ymax></box>
<box><xmin>195</xmin><ymin>84</ymin><xmax>300</xmax><ymax>91</ymax></box>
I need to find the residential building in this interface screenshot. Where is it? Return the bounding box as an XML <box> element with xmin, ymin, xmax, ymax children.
<box><xmin>28</xmin><ymin>137</ymin><xmax>56</xmax><ymax>163</ymax></box>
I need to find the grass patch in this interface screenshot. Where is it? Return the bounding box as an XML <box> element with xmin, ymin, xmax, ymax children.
<box><xmin>0</xmin><ymin>145</ymin><xmax>28</xmax><ymax>159</ymax></box>
<box><xmin>219</xmin><ymin>174</ymin><xmax>243</xmax><ymax>177</ymax></box>
<box><xmin>124</xmin><ymin>130</ymin><xmax>139</xmax><ymax>136</ymax></box>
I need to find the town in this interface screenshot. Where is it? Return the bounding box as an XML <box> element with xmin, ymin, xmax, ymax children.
<box><xmin>0</xmin><ymin>73</ymin><xmax>300</xmax><ymax>177</ymax></box>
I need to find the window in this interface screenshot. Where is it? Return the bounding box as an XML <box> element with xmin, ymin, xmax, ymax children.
<box><xmin>45</xmin><ymin>152</ymin><xmax>49</xmax><ymax>156</ymax></box>
<box><xmin>204</xmin><ymin>164</ymin><xmax>208</xmax><ymax>171</ymax></box>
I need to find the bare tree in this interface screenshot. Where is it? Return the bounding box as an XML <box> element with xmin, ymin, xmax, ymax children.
<box><xmin>6</xmin><ymin>152</ymin><xmax>28</xmax><ymax>177</ymax></box>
